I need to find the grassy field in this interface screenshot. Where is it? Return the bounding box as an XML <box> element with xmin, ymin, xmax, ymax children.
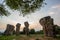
<box><xmin>0</xmin><ymin>34</ymin><xmax>60</xmax><ymax>40</ymax></box>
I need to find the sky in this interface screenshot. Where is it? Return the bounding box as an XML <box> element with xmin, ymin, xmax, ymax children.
<box><xmin>0</xmin><ymin>0</ymin><xmax>60</xmax><ymax>32</ymax></box>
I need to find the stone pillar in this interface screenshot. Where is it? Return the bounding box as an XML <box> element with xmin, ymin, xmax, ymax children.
<box><xmin>16</xmin><ymin>23</ymin><xmax>21</xmax><ymax>35</ymax></box>
<box><xmin>39</xmin><ymin>16</ymin><xmax>54</xmax><ymax>37</ymax></box>
<box><xmin>24</xmin><ymin>21</ymin><xmax>29</xmax><ymax>36</ymax></box>
<box><xmin>23</xmin><ymin>27</ymin><xmax>26</xmax><ymax>34</ymax></box>
<box><xmin>4</xmin><ymin>24</ymin><xmax>15</xmax><ymax>35</ymax></box>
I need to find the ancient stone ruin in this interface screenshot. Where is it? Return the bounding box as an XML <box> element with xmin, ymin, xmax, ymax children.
<box><xmin>23</xmin><ymin>27</ymin><xmax>26</xmax><ymax>34</ymax></box>
<box><xmin>23</xmin><ymin>21</ymin><xmax>29</xmax><ymax>36</ymax></box>
<box><xmin>4</xmin><ymin>24</ymin><xmax>15</xmax><ymax>35</ymax></box>
<box><xmin>16</xmin><ymin>23</ymin><xmax>21</xmax><ymax>35</ymax></box>
<box><xmin>39</xmin><ymin>16</ymin><xmax>56</xmax><ymax>37</ymax></box>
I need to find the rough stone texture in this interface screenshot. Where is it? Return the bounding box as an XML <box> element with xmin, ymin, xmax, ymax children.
<box><xmin>23</xmin><ymin>21</ymin><xmax>29</xmax><ymax>36</ymax></box>
<box><xmin>39</xmin><ymin>16</ymin><xmax>54</xmax><ymax>37</ymax></box>
<box><xmin>16</xmin><ymin>23</ymin><xmax>21</xmax><ymax>35</ymax></box>
<box><xmin>23</xmin><ymin>27</ymin><xmax>26</xmax><ymax>34</ymax></box>
<box><xmin>4</xmin><ymin>24</ymin><xmax>15</xmax><ymax>35</ymax></box>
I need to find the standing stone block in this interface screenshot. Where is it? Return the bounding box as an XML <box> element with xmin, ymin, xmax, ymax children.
<box><xmin>39</xmin><ymin>16</ymin><xmax>54</xmax><ymax>37</ymax></box>
<box><xmin>24</xmin><ymin>21</ymin><xmax>29</xmax><ymax>36</ymax></box>
<box><xmin>16</xmin><ymin>23</ymin><xmax>21</xmax><ymax>35</ymax></box>
<box><xmin>4</xmin><ymin>24</ymin><xmax>15</xmax><ymax>35</ymax></box>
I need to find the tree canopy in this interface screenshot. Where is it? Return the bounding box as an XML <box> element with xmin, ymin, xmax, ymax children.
<box><xmin>30</xmin><ymin>29</ymin><xmax>35</xmax><ymax>34</ymax></box>
<box><xmin>0</xmin><ymin>5</ymin><xmax>10</xmax><ymax>16</ymax></box>
<box><xmin>0</xmin><ymin>0</ymin><xmax>45</xmax><ymax>16</ymax></box>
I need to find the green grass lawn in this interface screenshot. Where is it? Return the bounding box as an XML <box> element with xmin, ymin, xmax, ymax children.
<box><xmin>0</xmin><ymin>34</ymin><xmax>60</xmax><ymax>40</ymax></box>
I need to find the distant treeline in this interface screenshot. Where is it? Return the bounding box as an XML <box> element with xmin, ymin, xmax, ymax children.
<box><xmin>20</xmin><ymin>30</ymin><xmax>44</xmax><ymax>34</ymax></box>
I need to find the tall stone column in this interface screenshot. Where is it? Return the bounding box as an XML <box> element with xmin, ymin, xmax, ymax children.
<box><xmin>39</xmin><ymin>16</ymin><xmax>54</xmax><ymax>37</ymax></box>
<box><xmin>24</xmin><ymin>21</ymin><xmax>29</xmax><ymax>36</ymax></box>
<box><xmin>16</xmin><ymin>23</ymin><xmax>21</xmax><ymax>35</ymax></box>
<box><xmin>4</xmin><ymin>24</ymin><xmax>15</xmax><ymax>35</ymax></box>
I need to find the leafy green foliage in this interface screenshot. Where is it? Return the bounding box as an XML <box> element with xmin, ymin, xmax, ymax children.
<box><xmin>35</xmin><ymin>30</ymin><xmax>44</xmax><ymax>34</ymax></box>
<box><xmin>6</xmin><ymin>0</ymin><xmax>45</xmax><ymax>15</ymax></box>
<box><xmin>0</xmin><ymin>5</ymin><xmax>10</xmax><ymax>16</ymax></box>
<box><xmin>6</xmin><ymin>0</ymin><xmax>19</xmax><ymax>10</ymax></box>
<box><xmin>55</xmin><ymin>25</ymin><xmax>60</xmax><ymax>35</ymax></box>
<box><xmin>30</xmin><ymin>29</ymin><xmax>35</xmax><ymax>34</ymax></box>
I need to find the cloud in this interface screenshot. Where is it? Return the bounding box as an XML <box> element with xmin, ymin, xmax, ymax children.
<box><xmin>49</xmin><ymin>5</ymin><xmax>60</xmax><ymax>15</ymax></box>
<box><xmin>51</xmin><ymin>5</ymin><xmax>60</xmax><ymax>9</ymax></box>
<box><xmin>48</xmin><ymin>12</ymin><xmax>55</xmax><ymax>15</ymax></box>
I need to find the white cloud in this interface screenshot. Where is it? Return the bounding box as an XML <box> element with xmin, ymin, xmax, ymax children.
<box><xmin>48</xmin><ymin>12</ymin><xmax>55</xmax><ymax>15</ymax></box>
<box><xmin>51</xmin><ymin>5</ymin><xmax>60</xmax><ymax>9</ymax></box>
<box><xmin>49</xmin><ymin>5</ymin><xmax>60</xmax><ymax>15</ymax></box>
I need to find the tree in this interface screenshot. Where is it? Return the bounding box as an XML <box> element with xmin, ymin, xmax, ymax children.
<box><xmin>35</xmin><ymin>30</ymin><xmax>43</xmax><ymax>34</ymax></box>
<box><xmin>0</xmin><ymin>5</ymin><xmax>10</xmax><ymax>16</ymax></box>
<box><xmin>55</xmin><ymin>25</ymin><xmax>60</xmax><ymax>35</ymax></box>
<box><xmin>39</xmin><ymin>30</ymin><xmax>44</xmax><ymax>34</ymax></box>
<box><xmin>52</xmin><ymin>25</ymin><xmax>60</xmax><ymax>37</ymax></box>
<box><xmin>30</xmin><ymin>29</ymin><xmax>35</xmax><ymax>34</ymax></box>
<box><xmin>0</xmin><ymin>0</ymin><xmax>45</xmax><ymax>16</ymax></box>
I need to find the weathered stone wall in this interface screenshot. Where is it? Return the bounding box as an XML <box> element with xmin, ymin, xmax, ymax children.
<box><xmin>16</xmin><ymin>23</ymin><xmax>21</xmax><ymax>35</ymax></box>
<box><xmin>4</xmin><ymin>24</ymin><xmax>15</xmax><ymax>35</ymax></box>
<box><xmin>39</xmin><ymin>16</ymin><xmax>54</xmax><ymax>37</ymax></box>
